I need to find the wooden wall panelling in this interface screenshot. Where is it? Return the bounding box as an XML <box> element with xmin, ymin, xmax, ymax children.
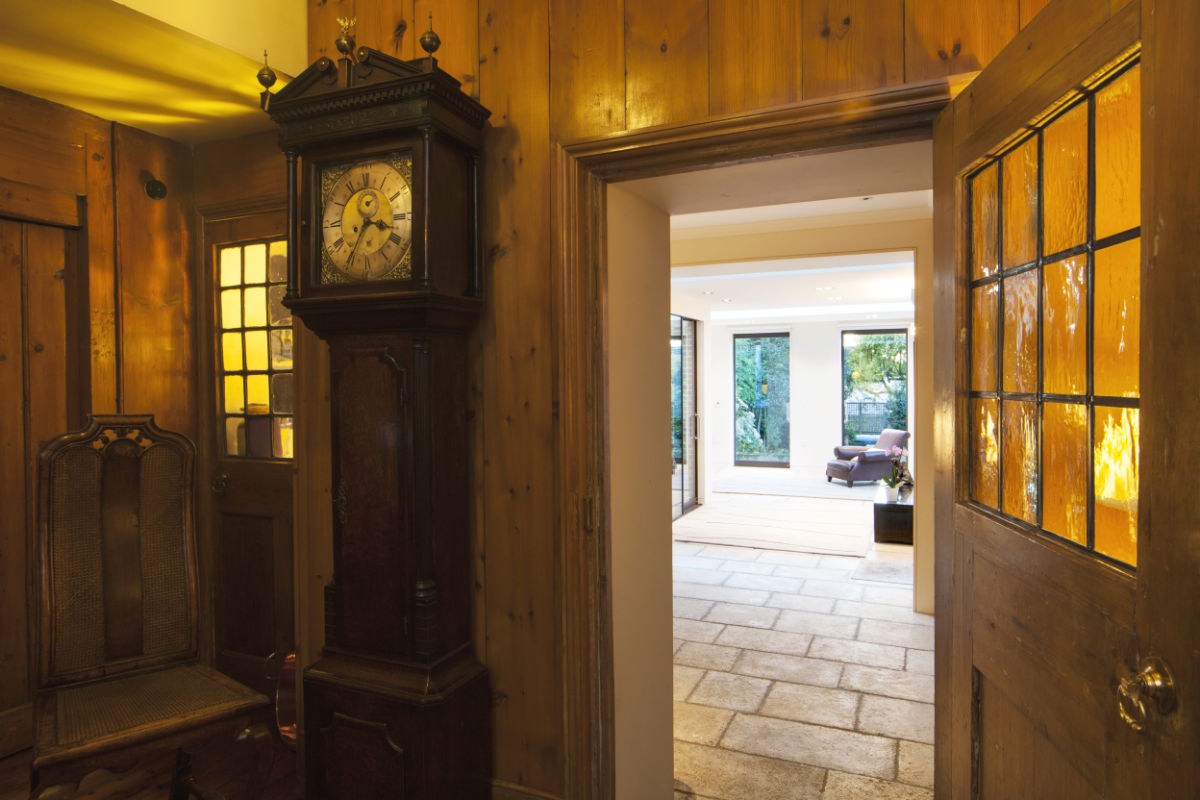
<box><xmin>802</xmin><ymin>0</ymin><xmax>904</xmax><ymax>99</ymax></box>
<box><xmin>113</xmin><ymin>124</ymin><xmax>197</xmax><ymax>441</ymax></box>
<box><xmin>193</xmin><ymin>131</ymin><xmax>287</xmax><ymax>216</ymax></box>
<box><xmin>356</xmin><ymin>0</ymin><xmax>417</xmax><ymax>60</ymax></box>
<box><xmin>708</xmin><ymin>0</ymin><xmax>800</xmax><ymax>116</ymax></box>
<box><xmin>85</xmin><ymin>121</ymin><xmax>118</xmax><ymax>415</ymax></box>
<box><xmin>478</xmin><ymin>0</ymin><xmax>563</xmax><ymax>794</ymax></box>
<box><xmin>1020</xmin><ymin>0</ymin><xmax>1054</xmax><ymax>27</ymax></box>
<box><xmin>24</xmin><ymin>224</ymin><xmax>71</xmax><ymax>462</ymax></box>
<box><xmin>0</xmin><ymin>221</ymin><xmax>29</xmax><ymax>758</ymax></box>
<box><xmin>415</xmin><ymin>0</ymin><xmax>481</xmax><ymax>97</ymax></box>
<box><xmin>0</xmin><ymin>91</ymin><xmax>87</xmax><ymax>198</ymax></box>
<box><xmin>549</xmin><ymin>0</ymin><xmax>626</xmax><ymax>142</ymax></box>
<box><xmin>904</xmin><ymin>0</ymin><xmax>1020</xmax><ymax>83</ymax></box>
<box><xmin>625</xmin><ymin>0</ymin><xmax>709</xmax><ymax>129</ymax></box>
<box><xmin>307</xmin><ymin>0</ymin><xmax>347</xmax><ymax>61</ymax></box>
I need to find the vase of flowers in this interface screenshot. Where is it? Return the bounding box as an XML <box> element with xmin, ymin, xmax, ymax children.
<box><xmin>882</xmin><ymin>446</ymin><xmax>909</xmax><ymax>502</ymax></box>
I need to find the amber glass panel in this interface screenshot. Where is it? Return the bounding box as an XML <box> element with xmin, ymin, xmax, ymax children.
<box><xmin>971</xmin><ymin>398</ymin><xmax>999</xmax><ymax>508</ymax></box>
<box><xmin>244</xmin><ymin>331</ymin><xmax>269</xmax><ymax>372</ymax></box>
<box><xmin>268</xmin><ymin>240</ymin><xmax>287</xmax><ymax>282</ymax></box>
<box><xmin>1095</xmin><ymin>64</ymin><xmax>1141</xmax><ymax>240</ymax></box>
<box><xmin>243</xmin><ymin>243</ymin><xmax>267</xmax><ymax>284</ymax></box>
<box><xmin>1095</xmin><ymin>406</ymin><xmax>1138</xmax><ymax>566</ymax></box>
<box><xmin>268</xmin><ymin>285</ymin><xmax>290</xmax><ymax>326</ymax></box>
<box><xmin>221</xmin><ymin>332</ymin><xmax>243</xmax><ymax>372</ymax></box>
<box><xmin>273</xmin><ymin>417</ymin><xmax>294</xmax><ymax>459</ymax></box>
<box><xmin>225</xmin><ymin>418</ymin><xmax>245</xmax><ymax>456</ymax></box>
<box><xmin>1002</xmin><ymin>400</ymin><xmax>1038</xmax><ymax>524</ymax></box>
<box><xmin>1042</xmin><ymin>102</ymin><xmax>1088</xmax><ymax>255</ymax></box>
<box><xmin>1003</xmin><ymin>271</ymin><xmax>1038</xmax><ymax>393</ymax></box>
<box><xmin>247</xmin><ymin>374</ymin><xmax>270</xmax><ymax>414</ymax></box>
<box><xmin>272</xmin><ymin>373</ymin><xmax>294</xmax><ymax>414</ymax></box>
<box><xmin>1094</xmin><ymin>238</ymin><xmax>1140</xmax><ymax>397</ymax></box>
<box><xmin>1043</xmin><ymin>256</ymin><xmax>1087</xmax><ymax>395</ymax></box>
<box><xmin>972</xmin><ymin>283</ymin><xmax>998</xmax><ymax>392</ymax></box>
<box><xmin>224</xmin><ymin>376</ymin><xmax>244</xmax><ymax>414</ymax></box>
<box><xmin>270</xmin><ymin>329</ymin><xmax>293</xmax><ymax>370</ymax></box>
<box><xmin>1043</xmin><ymin>402</ymin><xmax>1087</xmax><ymax>544</ymax></box>
<box><xmin>1002</xmin><ymin>137</ymin><xmax>1038</xmax><ymax>269</ymax></box>
<box><xmin>219</xmin><ymin>247</ymin><xmax>241</xmax><ymax>287</ymax></box>
<box><xmin>244</xmin><ymin>287</ymin><xmax>267</xmax><ymax>328</ymax></box>
<box><xmin>971</xmin><ymin>163</ymin><xmax>999</xmax><ymax>279</ymax></box>
<box><xmin>221</xmin><ymin>289</ymin><xmax>241</xmax><ymax>329</ymax></box>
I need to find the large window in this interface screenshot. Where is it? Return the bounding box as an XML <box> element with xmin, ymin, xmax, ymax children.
<box><xmin>733</xmin><ymin>333</ymin><xmax>789</xmax><ymax>467</ymax></box>
<box><xmin>841</xmin><ymin>330</ymin><xmax>909</xmax><ymax>446</ymax></box>
<box><xmin>671</xmin><ymin>315</ymin><xmax>698</xmax><ymax>519</ymax></box>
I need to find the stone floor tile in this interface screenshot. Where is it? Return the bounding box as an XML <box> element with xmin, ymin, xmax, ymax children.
<box><xmin>898</xmin><ymin>741</ymin><xmax>934</xmax><ymax>789</ymax></box>
<box><xmin>856</xmin><ymin>694</ymin><xmax>935</xmax><ymax>744</ymax></box>
<box><xmin>760</xmin><ymin>681</ymin><xmax>860</xmax><ymax>729</ymax></box>
<box><xmin>857</xmin><ymin>618</ymin><xmax>935</xmax><ymax>650</ymax></box>
<box><xmin>818</xmin><ymin>555</ymin><xmax>865</xmax><ymax>570</ymax></box>
<box><xmin>674</xmin><ymin>582</ymin><xmax>771</xmax><ymax>606</ymax></box>
<box><xmin>775</xmin><ymin>609</ymin><xmax>860</xmax><ymax>639</ymax></box>
<box><xmin>721</xmin><ymin>714</ymin><xmax>896</xmax><ymax>779</ymax></box>
<box><xmin>862</xmin><ymin>585</ymin><xmax>915</xmax><ymax>607</ymax></box>
<box><xmin>724</xmin><ymin>572</ymin><xmax>803</xmax><ymax>593</ymax></box>
<box><xmin>808</xmin><ymin>636</ymin><xmax>907</xmax><ymax>670</ymax></box>
<box><xmin>674</xmin><ymin>597</ymin><xmax>716</xmax><ymax>621</ymax></box>
<box><xmin>799</xmin><ymin>579</ymin><xmax>865</xmax><ymax>600</ymax></box>
<box><xmin>675</xmin><ymin>642</ymin><xmax>741</xmax><ymax>671</ymax></box>
<box><xmin>674</xmin><ymin>664</ymin><xmax>705</xmax><ymax>701</ymax></box>
<box><xmin>674</xmin><ymin>638</ymin><xmax>684</xmax><ymax>654</ymax></box>
<box><xmin>674</xmin><ymin>566</ymin><xmax>732</xmax><ymax>586</ymax></box>
<box><xmin>674</xmin><ymin>617</ymin><xmax>726</xmax><ymax>643</ymax></box>
<box><xmin>716</xmin><ymin>625</ymin><xmax>812</xmax><ymax>657</ymax></box>
<box><xmin>840</xmin><ymin>664</ymin><xmax>935</xmax><ymax>703</ymax></box>
<box><xmin>675</xmin><ymin>555</ymin><xmax>728</xmax><ymax>570</ymax></box>
<box><xmin>688</xmin><ymin>671</ymin><xmax>770</xmax><ymax>712</ymax></box>
<box><xmin>719</xmin><ymin>559</ymin><xmax>776</xmax><ymax>575</ymax></box>
<box><xmin>732</xmin><ymin>650</ymin><xmax>844</xmax><ymax>687</ymax></box>
<box><xmin>673</xmin><ymin>741</ymin><xmax>825</xmax><ymax>800</ymax></box>
<box><xmin>753</xmin><ymin>550</ymin><xmax>823</xmax><ymax>566</ymax></box>
<box><xmin>673</xmin><ymin>701</ymin><xmax>733</xmax><ymax>746</ymax></box>
<box><xmin>833</xmin><ymin>599</ymin><xmax>935</xmax><ymax>626</ymax></box>
<box><xmin>773</xmin><ymin>565</ymin><xmax>854</xmax><ymax>580</ymax></box>
<box><xmin>822</xmin><ymin>771</ymin><xmax>934</xmax><ymax>800</ymax></box>
<box><xmin>703</xmin><ymin>601</ymin><xmax>781</xmax><ymax>629</ymax></box>
<box><xmin>672</xmin><ymin>541</ymin><xmax>705</xmax><ymax>556</ymax></box>
<box><xmin>697</xmin><ymin>544</ymin><xmax>761</xmax><ymax>561</ymax></box>
<box><xmin>764</xmin><ymin>592</ymin><xmax>837</xmax><ymax>613</ymax></box>
<box><xmin>905</xmin><ymin>649</ymin><xmax>935</xmax><ymax>676</ymax></box>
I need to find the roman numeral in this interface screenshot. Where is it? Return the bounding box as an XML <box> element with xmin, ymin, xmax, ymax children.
<box><xmin>395</xmin><ymin>212</ymin><xmax>407</xmax><ymax>220</ymax></box>
<box><xmin>389</xmin><ymin>232</ymin><xmax>404</xmax><ymax>245</ymax></box>
<box><xmin>332</xmin><ymin>237</ymin><xmax>345</xmax><ymax>250</ymax></box>
<box><xmin>390</xmin><ymin>191</ymin><xmax>402</xmax><ymax>201</ymax></box>
<box><xmin>361</xmin><ymin>172</ymin><xmax>370</xmax><ymax>188</ymax></box>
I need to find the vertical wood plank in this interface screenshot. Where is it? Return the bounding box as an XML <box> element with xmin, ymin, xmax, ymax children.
<box><xmin>625</xmin><ymin>0</ymin><xmax>708</xmax><ymax>129</ymax></box>
<box><xmin>0</xmin><ymin>221</ymin><xmax>29</xmax><ymax>753</ymax></box>
<box><xmin>416</xmin><ymin>0</ymin><xmax>481</xmax><ymax>98</ymax></box>
<box><xmin>478</xmin><ymin>0</ymin><xmax>563</xmax><ymax>794</ymax></box>
<box><xmin>802</xmin><ymin>0</ymin><xmax>904</xmax><ymax>99</ymax></box>
<box><xmin>307</xmin><ymin>0</ymin><xmax>346</xmax><ymax>60</ymax></box>
<box><xmin>1020</xmin><ymin>0</ymin><xmax>1054</xmax><ymax>28</ymax></box>
<box><xmin>549</xmin><ymin>0</ymin><xmax>625</xmax><ymax>142</ymax></box>
<box><xmin>113</xmin><ymin>125</ymin><xmax>196</xmax><ymax>441</ymax></box>
<box><xmin>357</xmin><ymin>0</ymin><xmax>417</xmax><ymax>60</ymax></box>
<box><xmin>709</xmin><ymin>0</ymin><xmax>801</xmax><ymax>115</ymax></box>
<box><xmin>905</xmin><ymin>0</ymin><xmax>1020</xmax><ymax>83</ymax></box>
<box><xmin>24</xmin><ymin>225</ymin><xmax>70</xmax><ymax>457</ymax></box>
<box><xmin>85</xmin><ymin>121</ymin><xmax>117</xmax><ymax>415</ymax></box>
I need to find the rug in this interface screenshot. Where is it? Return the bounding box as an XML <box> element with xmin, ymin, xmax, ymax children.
<box><xmin>672</xmin><ymin>492</ymin><xmax>873</xmax><ymax>557</ymax></box>
<box><xmin>709</xmin><ymin>467</ymin><xmax>881</xmax><ymax>502</ymax></box>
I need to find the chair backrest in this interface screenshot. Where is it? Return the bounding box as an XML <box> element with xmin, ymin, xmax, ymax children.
<box><xmin>36</xmin><ymin>415</ymin><xmax>198</xmax><ymax>688</ymax></box>
<box><xmin>875</xmin><ymin>429</ymin><xmax>910</xmax><ymax>451</ymax></box>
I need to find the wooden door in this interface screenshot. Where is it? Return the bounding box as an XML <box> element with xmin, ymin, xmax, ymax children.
<box><xmin>202</xmin><ymin>212</ymin><xmax>295</xmax><ymax>697</ymax></box>
<box><xmin>934</xmin><ymin>0</ymin><xmax>1199</xmax><ymax>796</ymax></box>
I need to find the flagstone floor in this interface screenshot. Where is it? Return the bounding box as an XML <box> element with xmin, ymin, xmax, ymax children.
<box><xmin>673</xmin><ymin>540</ymin><xmax>934</xmax><ymax>800</ymax></box>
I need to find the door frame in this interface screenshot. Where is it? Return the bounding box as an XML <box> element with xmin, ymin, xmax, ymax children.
<box><xmin>553</xmin><ymin>80</ymin><xmax>951</xmax><ymax>796</ymax></box>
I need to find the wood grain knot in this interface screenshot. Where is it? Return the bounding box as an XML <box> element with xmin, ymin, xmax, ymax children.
<box><xmin>660</xmin><ymin>40</ymin><xmax>668</xmax><ymax>53</ymax></box>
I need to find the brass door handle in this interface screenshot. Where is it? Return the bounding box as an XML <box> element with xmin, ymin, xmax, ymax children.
<box><xmin>211</xmin><ymin>469</ymin><xmax>230</xmax><ymax>495</ymax></box>
<box><xmin>1118</xmin><ymin>656</ymin><xmax>1176</xmax><ymax>733</ymax></box>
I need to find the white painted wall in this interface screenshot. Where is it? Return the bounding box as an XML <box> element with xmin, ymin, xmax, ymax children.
<box><xmin>606</xmin><ymin>185</ymin><xmax>674</xmax><ymax>797</ymax></box>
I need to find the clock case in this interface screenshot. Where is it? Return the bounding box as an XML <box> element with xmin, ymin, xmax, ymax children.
<box><xmin>266</xmin><ymin>46</ymin><xmax>493</xmax><ymax>799</ymax></box>
<box><xmin>269</xmin><ymin>45</ymin><xmax>489</xmax><ymax>335</ymax></box>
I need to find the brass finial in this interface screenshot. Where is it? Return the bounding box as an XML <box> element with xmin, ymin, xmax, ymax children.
<box><xmin>258</xmin><ymin>50</ymin><xmax>277</xmax><ymax>111</ymax></box>
<box><xmin>335</xmin><ymin>16</ymin><xmax>357</xmax><ymax>58</ymax></box>
<box><xmin>419</xmin><ymin>14</ymin><xmax>441</xmax><ymax>56</ymax></box>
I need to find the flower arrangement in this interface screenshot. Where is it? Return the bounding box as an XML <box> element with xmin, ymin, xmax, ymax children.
<box><xmin>882</xmin><ymin>446</ymin><xmax>911</xmax><ymax>488</ymax></box>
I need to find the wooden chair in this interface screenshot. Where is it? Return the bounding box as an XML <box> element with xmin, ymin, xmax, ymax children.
<box><xmin>31</xmin><ymin>415</ymin><xmax>271</xmax><ymax>797</ymax></box>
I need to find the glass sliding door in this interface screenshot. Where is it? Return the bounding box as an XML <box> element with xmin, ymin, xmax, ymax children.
<box><xmin>841</xmin><ymin>329</ymin><xmax>909</xmax><ymax>446</ymax></box>
<box><xmin>733</xmin><ymin>333</ymin><xmax>790</xmax><ymax>467</ymax></box>
<box><xmin>671</xmin><ymin>315</ymin><xmax>699</xmax><ymax>520</ymax></box>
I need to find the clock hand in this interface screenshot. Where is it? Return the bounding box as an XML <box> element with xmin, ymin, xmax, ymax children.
<box><xmin>345</xmin><ymin>225</ymin><xmax>367</xmax><ymax>269</ymax></box>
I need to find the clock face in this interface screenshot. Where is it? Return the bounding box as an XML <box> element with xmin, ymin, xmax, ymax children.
<box><xmin>319</xmin><ymin>154</ymin><xmax>413</xmax><ymax>283</ymax></box>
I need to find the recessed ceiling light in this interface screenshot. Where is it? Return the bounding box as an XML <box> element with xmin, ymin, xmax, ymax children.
<box><xmin>721</xmin><ymin>298</ymin><xmax>733</xmax><ymax>303</ymax></box>
<box><xmin>702</xmin><ymin>290</ymin><xmax>715</xmax><ymax>295</ymax></box>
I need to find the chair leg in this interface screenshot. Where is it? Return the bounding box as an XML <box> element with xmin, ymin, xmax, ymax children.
<box><xmin>826</xmin><ymin>476</ymin><xmax>832</xmax><ymax>483</ymax></box>
<box><xmin>236</xmin><ymin>723</ymin><xmax>276</xmax><ymax>800</ymax></box>
<box><xmin>847</xmin><ymin>481</ymin><xmax>854</xmax><ymax>488</ymax></box>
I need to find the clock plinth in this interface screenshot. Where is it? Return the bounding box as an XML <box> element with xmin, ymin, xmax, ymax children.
<box><xmin>266</xmin><ymin>34</ymin><xmax>491</xmax><ymax>799</ymax></box>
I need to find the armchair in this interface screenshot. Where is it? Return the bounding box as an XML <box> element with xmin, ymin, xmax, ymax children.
<box><xmin>825</xmin><ymin>428</ymin><xmax>910</xmax><ymax>487</ymax></box>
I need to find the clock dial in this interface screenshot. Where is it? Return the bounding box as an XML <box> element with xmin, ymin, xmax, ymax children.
<box><xmin>320</xmin><ymin>155</ymin><xmax>413</xmax><ymax>282</ymax></box>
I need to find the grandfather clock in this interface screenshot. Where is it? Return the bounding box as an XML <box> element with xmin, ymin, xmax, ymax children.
<box><xmin>263</xmin><ymin>22</ymin><xmax>490</xmax><ymax>799</ymax></box>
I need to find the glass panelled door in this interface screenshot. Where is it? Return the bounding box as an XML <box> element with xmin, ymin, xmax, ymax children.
<box><xmin>733</xmin><ymin>333</ymin><xmax>790</xmax><ymax>467</ymax></box>
<box><xmin>671</xmin><ymin>315</ymin><xmax>699</xmax><ymax>520</ymax></box>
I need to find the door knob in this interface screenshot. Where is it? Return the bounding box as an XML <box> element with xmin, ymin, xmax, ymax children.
<box><xmin>211</xmin><ymin>469</ymin><xmax>230</xmax><ymax>495</ymax></box>
<box><xmin>1118</xmin><ymin>656</ymin><xmax>1176</xmax><ymax>733</ymax></box>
